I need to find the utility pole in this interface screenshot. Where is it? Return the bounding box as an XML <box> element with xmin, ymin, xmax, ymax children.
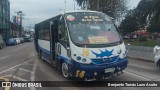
<box><xmin>65</xmin><ymin>0</ymin><xmax>66</xmax><ymax>12</ymax></box>
<box><xmin>73</xmin><ymin>0</ymin><xmax>75</xmax><ymax>10</ymax></box>
<box><xmin>15</xmin><ymin>11</ymin><xmax>23</xmax><ymax>37</ymax></box>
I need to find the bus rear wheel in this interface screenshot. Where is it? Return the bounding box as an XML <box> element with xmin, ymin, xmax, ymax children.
<box><xmin>61</xmin><ymin>62</ymin><xmax>70</xmax><ymax>78</ymax></box>
<box><xmin>0</xmin><ymin>44</ymin><xmax>2</xmax><ymax>49</ymax></box>
<box><xmin>158</xmin><ymin>60</ymin><xmax>160</xmax><ymax>69</ymax></box>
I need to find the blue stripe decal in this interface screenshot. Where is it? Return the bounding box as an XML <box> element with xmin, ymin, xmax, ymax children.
<box><xmin>39</xmin><ymin>46</ymin><xmax>72</xmax><ymax>64</ymax></box>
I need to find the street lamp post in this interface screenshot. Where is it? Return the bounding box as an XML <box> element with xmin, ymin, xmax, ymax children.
<box><xmin>97</xmin><ymin>0</ymin><xmax>99</xmax><ymax>11</ymax></box>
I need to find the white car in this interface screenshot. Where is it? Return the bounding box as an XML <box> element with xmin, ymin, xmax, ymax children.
<box><xmin>15</xmin><ymin>38</ymin><xmax>21</xmax><ymax>44</ymax></box>
<box><xmin>153</xmin><ymin>45</ymin><xmax>160</xmax><ymax>69</ymax></box>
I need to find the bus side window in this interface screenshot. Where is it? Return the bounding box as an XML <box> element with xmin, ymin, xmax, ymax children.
<box><xmin>58</xmin><ymin>17</ymin><xmax>69</xmax><ymax>43</ymax></box>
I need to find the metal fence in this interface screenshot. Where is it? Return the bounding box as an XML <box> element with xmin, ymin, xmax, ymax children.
<box><xmin>127</xmin><ymin>45</ymin><xmax>154</xmax><ymax>61</ymax></box>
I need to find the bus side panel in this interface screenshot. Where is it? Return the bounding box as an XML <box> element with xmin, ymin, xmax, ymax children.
<box><xmin>34</xmin><ymin>27</ymin><xmax>39</xmax><ymax>53</ymax></box>
<box><xmin>38</xmin><ymin>39</ymin><xmax>52</xmax><ymax>62</ymax></box>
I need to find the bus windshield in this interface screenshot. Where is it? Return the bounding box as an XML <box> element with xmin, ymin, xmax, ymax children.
<box><xmin>66</xmin><ymin>12</ymin><xmax>121</xmax><ymax>45</ymax></box>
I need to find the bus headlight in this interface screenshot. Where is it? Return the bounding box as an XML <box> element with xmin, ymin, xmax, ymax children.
<box><xmin>76</xmin><ymin>56</ymin><xmax>81</xmax><ymax>61</ymax></box>
<box><xmin>82</xmin><ymin>58</ymin><xmax>87</xmax><ymax>62</ymax></box>
<box><xmin>116</xmin><ymin>46</ymin><xmax>122</xmax><ymax>54</ymax></box>
<box><xmin>117</xmin><ymin>49</ymin><xmax>122</xmax><ymax>54</ymax></box>
<box><xmin>119</xmin><ymin>52</ymin><xmax>126</xmax><ymax>59</ymax></box>
<box><xmin>73</xmin><ymin>56</ymin><xmax>91</xmax><ymax>64</ymax></box>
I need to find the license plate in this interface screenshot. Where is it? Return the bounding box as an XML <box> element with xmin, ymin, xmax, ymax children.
<box><xmin>105</xmin><ymin>68</ymin><xmax>115</xmax><ymax>73</ymax></box>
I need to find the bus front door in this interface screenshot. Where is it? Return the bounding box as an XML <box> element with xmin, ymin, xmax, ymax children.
<box><xmin>50</xmin><ymin>20</ymin><xmax>58</xmax><ymax>66</ymax></box>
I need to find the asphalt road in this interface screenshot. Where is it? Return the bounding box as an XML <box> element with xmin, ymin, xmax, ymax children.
<box><xmin>0</xmin><ymin>42</ymin><xmax>160</xmax><ymax>90</ymax></box>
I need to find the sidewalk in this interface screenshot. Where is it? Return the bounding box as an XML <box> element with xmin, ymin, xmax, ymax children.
<box><xmin>127</xmin><ymin>45</ymin><xmax>154</xmax><ymax>62</ymax></box>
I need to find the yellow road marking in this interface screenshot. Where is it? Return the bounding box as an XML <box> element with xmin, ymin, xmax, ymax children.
<box><xmin>0</xmin><ymin>77</ymin><xmax>10</xmax><ymax>90</ymax></box>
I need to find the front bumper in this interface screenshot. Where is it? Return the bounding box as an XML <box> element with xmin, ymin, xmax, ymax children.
<box><xmin>7</xmin><ymin>43</ymin><xmax>16</xmax><ymax>46</ymax></box>
<box><xmin>70</xmin><ymin>58</ymin><xmax>128</xmax><ymax>79</ymax></box>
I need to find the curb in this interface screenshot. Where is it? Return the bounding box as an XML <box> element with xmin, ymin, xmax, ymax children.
<box><xmin>128</xmin><ymin>56</ymin><xmax>154</xmax><ymax>63</ymax></box>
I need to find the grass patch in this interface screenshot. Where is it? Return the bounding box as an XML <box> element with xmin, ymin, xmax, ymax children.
<box><xmin>124</xmin><ymin>39</ymin><xmax>160</xmax><ymax>47</ymax></box>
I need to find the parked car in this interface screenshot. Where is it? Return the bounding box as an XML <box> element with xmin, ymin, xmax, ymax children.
<box><xmin>15</xmin><ymin>38</ymin><xmax>21</xmax><ymax>44</ymax></box>
<box><xmin>20</xmin><ymin>37</ymin><xmax>25</xmax><ymax>43</ymax></box>
<box><xmin>6</xmin><ymin>38</ymin><xmax>17</xmax><ymax>46</ymax></box>
<box><xmin>0</xmin><ymin>35</ymin><xmax>4</xmax><ymax>49</ymax></box>
<box><xmin>153</xmin><ymin>45</ymin><xmax>160</xmax><ymax>69</ymax></box>
<box><xmin>24</xmin><ymin>34</ymin><xmax>33</xmax><ymax>42</ymax></box>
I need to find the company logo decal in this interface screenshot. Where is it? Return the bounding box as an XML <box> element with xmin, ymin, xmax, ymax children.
<box><xmin>67</xmin><ymin>15</ymin><xmax>75</xmax><ymax>21</ymax></box>
<box><xmin>91</xmin><ymin>49</ymin><xmax>114</xmax><ymax>58</ymax></box>
<box><xmin>82</xmin><ymin>48</ymin><xmax>89</xmax><ymax>56</ymax></box>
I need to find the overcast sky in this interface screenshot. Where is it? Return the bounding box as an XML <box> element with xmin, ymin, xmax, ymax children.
<box><xmin>9</xmin><ymin>0</ymin><xmax>141</xmax><ymax>30</ymax></box>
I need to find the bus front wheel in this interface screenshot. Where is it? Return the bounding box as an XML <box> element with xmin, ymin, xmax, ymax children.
<box><xmin>0</xmin><ymin>44</ymin><xmax>2</xmax><ymax>49</ymax></box>
<box><xmin>158</xmin><ymin>60</ymin><xmax>160</xmax><ymax>69</ymax></box>
<box><xmin>61</xmin><ymin>62</ymin><xmax>70</xmax><ymax>78</ymax></box>
<box><xmin>39</xmin><ymin>51</ymin><xmax>43</xmax><ymax>61</ymax></box>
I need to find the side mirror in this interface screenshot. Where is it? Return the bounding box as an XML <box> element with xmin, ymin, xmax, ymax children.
<box><xmin>127</xmin><ymin>43</ymin><xmax>130</xmax><ymax>46</ymax></box>
<box><xmin>126</xmin><ymin>43</ymin><xmax>131</xmax><ymax>53</ymax></box>
<box><xmin>67</xmin><ymin>47</ymin><xmax>71</xmax><ymax>58</ymax></box>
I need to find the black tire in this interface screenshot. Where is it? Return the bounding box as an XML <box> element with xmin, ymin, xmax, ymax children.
<box><xmin>61</xmin><ymin>62</ymin><xmax>70</xmax><ymax>79</ymax></box>
<box><xmin>0</xmin><ymin>44</ymin><xmax>2</xmax><ymax>49</ymax></box>
<box><xmin>39</xmin><ymin>51</ymin><xmax>43</xmax><ymax>61</ymax></box>
<box><xmin>158</xmin><ymin>60</ymin><xmax>160</xmax><ymax>69</ymax></box>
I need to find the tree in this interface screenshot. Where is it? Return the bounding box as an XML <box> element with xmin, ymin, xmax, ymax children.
<box><xmin>75</xmin><ymin>0</ymin><xmax>128</xmax><ymax>21</ymax></box>
<box><xmin>119</xmin><ymin>10</ymin><xmax>138</xmax><ymax>33</ymax></box>
<box><xmin>135</xmin><ymin>0</ymin><xmax>160</xmax><ymax>29</ymax></box>
<box><xmin>147</xmin><ymin>16</ymin><xmax>160</xmax><ymax>33</ymax></box>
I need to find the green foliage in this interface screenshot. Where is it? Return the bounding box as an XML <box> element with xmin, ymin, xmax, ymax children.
<box><xmin>119</xmin><ymin>0</ymin><xmax>160</xmax><ymax>33</ymax></box>
<box><xmin>75</xmin><ymin>0</ymin><xmax>128</xmax><ymax>20</ymax></box>
<box><xmin>119</xmin><ymin>10</ymin><xmax>138</xmax><ymax>33</ymax></box>
<box><xmin>139</xmin><ymin>36</ymin><xmax>147</xmax><ymax>41</ymax></box>
<box><xmin>135</xmin><ymin>0</ymin><xmax>160</xmax><ymax>30</ymax></box>
<box><xmin>124</xmin><ymin>39</ymin><xmax>160</xmax><ymax>47</ymax></box>
<box><xmin>147</xmin><ymin>16</ymin><xmax>160</xmax><ymax>33</ymax></box>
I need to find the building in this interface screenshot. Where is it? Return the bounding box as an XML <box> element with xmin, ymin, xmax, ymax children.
<box><xmin>10</xmin><ymin>22</ymin><xmax>19</xmax><ymax>37</ymax></box>
<box><xmin>0</xmin><ymin>0</ymin><xmax>10</xmax><ymax>41</ymax></box>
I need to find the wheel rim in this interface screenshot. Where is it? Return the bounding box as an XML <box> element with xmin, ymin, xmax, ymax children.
<box><xmin>62</xmin><ymin>63</ymin><xmax>69</xmax><ymax>78</ymax></box>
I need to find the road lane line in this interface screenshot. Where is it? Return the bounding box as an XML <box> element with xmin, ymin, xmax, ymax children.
<box><xmin>0</xmin><ymin>74</ymin><xmax>12</xmax><ymax>78</ymax></box>
<box><xmin>0</xmin><ymin>51</ymin><xmax>9</xmax><ymax>53</ymax></box>
<box><xmin>0</xmin><ymin>59</ymin><xmax>33</xmax><ymax>74</ymax></box>
<box><xmin>30</xmin><ymin>59</ymin><xmax>37</xmax><ymax>81</ymax></box>
<box><xmin>23</xmin><ymin>58</ymin><xmax>35</xmax><ymax>64</ymax></box>
<box><xmin>30</xmin><ymin>59</ymin><xmax>37</xmax><ymax>90</ymax></box>
<box><xmin>0</xmin><ymin>64</ymin><xmax>21</xmax><ymax>74</ymax></box>
<box><xmin>12</xmin><ymin>75</ymin><xmax>28</xmax><ymax>81</ymax></box>
<box><xmin>0</xmin><ymin>56</ymin><xmax>11</xmax><ymax>61</ymax></box>
<box><xmin>19</xmin><ymin>68</ymin><xmax>32</xmax><ymax>73</ymax></box>
<box><xmin>124</xmin><ymin>71</ymin><xmax>151</xmax><ymax>81</ymax></box>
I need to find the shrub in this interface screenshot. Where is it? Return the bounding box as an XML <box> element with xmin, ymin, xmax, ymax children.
<box><xmin>139</xmin><ymin>36</ymin><xmax>147</xmax><ymax>41</ymax></box>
